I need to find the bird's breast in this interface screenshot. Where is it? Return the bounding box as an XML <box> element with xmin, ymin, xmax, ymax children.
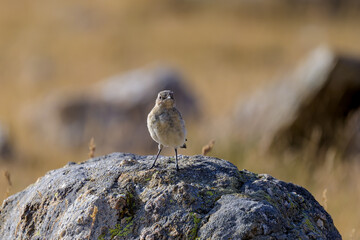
<box><xmin>149</xmin><ymin>108</ymin><xmax>186</xmax><ymax>147</ymax></box>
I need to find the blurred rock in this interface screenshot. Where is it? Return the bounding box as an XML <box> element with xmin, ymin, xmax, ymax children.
<box><xmin>24</xmin><ymin>66</ymin><xmax>199</xmax><ymax>153</ymax></box>
<box><xmin>234</xmin><ymin>46</ymin><xmax>360</xmax><ymax>157</ymax></box>
<box><xmin>20</xmin><ymin>56</ymin><xmax>55</xmax><ymax>85</ymax></box>
<box><xmin>0</xmin><ymin>153</ymin><xmax>341</xmax><ymax>240</ymax></box>
<box><xmin>282</xmin><ymin>0</ymin><xmax>360</xmax><ymax>12</ymax></box>
<box><xmin>343</xmin><ymin>108</ymin><xmax>360</xmax><ymax>158</ymax></box>
<box><xmin>0</xmin><ymin>123</ymin><xmax>12</xmax><ymax>161</ymax></box>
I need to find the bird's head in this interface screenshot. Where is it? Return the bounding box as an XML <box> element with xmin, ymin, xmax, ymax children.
<box><xmin>156</xmin><ymin>90</ymin><xmax>175</xmax><ymax>108</ymax></box>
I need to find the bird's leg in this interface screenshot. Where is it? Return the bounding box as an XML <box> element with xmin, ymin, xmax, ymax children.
<box><xmin>175</xmin><ymin>148</ymin><xmax>179</xmax><ymax>171</ymax></box>
<box><xmin>150</xmin><ymin>144</ymin><xmax>163</xmax><ymax>169</ymax></box>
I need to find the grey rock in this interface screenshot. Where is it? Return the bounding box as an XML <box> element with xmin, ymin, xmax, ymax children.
<box><xmin>24</xmin><ymin>66</ymin><xmax>199</xmax><ymax>152</ymax></box>
<box><xmin>0</xmin><ymin>153</ymin><xmax>341</xmax><ymax>240</ymax></box>
<box><xmin>234</xmin><ymin>46</ymin><xmax>360</xmax><ymax>157</ymax></box>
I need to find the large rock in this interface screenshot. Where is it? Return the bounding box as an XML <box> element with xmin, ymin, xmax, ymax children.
<box><xmin>0</xmin><ymin>153</ymin><xmax>341</xmax><ymax>239</ymax></box>
<box><xmin>234</xmin><ymin>46</ymin><xmax>360</xmax><ymax>157</ymax></box>
<box><xmin>24</xmin><ymin>66</ymin><xmax>199</xmax><ymax>153</ymax></box>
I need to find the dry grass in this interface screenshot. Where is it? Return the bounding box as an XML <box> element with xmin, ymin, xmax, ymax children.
<box><xmin>88</xmin><ymin>205</ymin><xmax>99</xmax><ymax>240</ymax></box>
<box><xmin>322</xmin><ymin>188</ymin><xmax>328</xmax><ymax>211</ymax></box>
<box><xmin>88</xmin><ymin>137</ymin><xmax>96</xmax><ymax>158</ymax></box>
<box><xmin>0</xmin><ymin>1</ymin><xmax>360</xmax><ymax>238</ymax></box>
<box><xmin>201</xmin><ymin>140</ymin><xmax>215</xmax><ymax>156</ymax></box>
<box><xmin>2</xmin><ymin>170</ymin><xmax>12</xmax><ymax>199</ymax></box>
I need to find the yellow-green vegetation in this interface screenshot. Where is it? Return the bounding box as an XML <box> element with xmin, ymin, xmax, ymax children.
<box><xmin>98</xmin><ymin>217</ymin><xmax>134</xmax><ymax>240</ymax></box>
<box><xmin>199</xmin><ymin>189</ymin><xmax>219</xmax><ymax>208</ymax></box>
<box><xmin>303</xmin><ymin>215</ymin><xmax>316</xmax><ymax>232</ymax></box>
<box><xmin>117</xmin><ymin>191</ymin><xmax>136</xmax><ymax>219</ymax></box>
<box><xmin>188</xmin><ymin>212</ymin><xmax>201</xmax><ymax>240</ymax></box>
<box><xmin>262</xmin><ymin>192</ymin><xmax>278</xmax><ymax>207</ymax></box>
<box><xmin>109</xmin><ymin>217</ymin><xmax>134</xmax><ymax>238</ymax></box>
<box><xmin>0</xmin><ymin>1</ymin><xmax>359</xmax><ymax>238</ymax></box>
<box><xmin>98</xmin><ymin>190</ymin><xmax>136</xmax><ymax>239</ymax></box>
<box><xmin>205</xmin><ymin>191</ymin><xmax>214</xmax><ymax>196</ymax></box>
<box><xmin>301</xmin><ymin>212</ymin><xmax>324</xmax><ymax>236</ymax></box>
<box><xmin>287</xmin><ymin>193</ymin><xmax>296</xmax><ymax>209</ymax></box>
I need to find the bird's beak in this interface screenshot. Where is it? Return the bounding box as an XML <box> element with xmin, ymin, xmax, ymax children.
<box><xmin>167</xmin><ymin>95</ymin><xmax>173</xmax><ymax>99</ymax></box>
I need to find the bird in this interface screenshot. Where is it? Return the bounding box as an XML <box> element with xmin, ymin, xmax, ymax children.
<box><xmin>147</xmin><ymin>90</ymin><xmax>187</xmax><ymax>171</ymax></box>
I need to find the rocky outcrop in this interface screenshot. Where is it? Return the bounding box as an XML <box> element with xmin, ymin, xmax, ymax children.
<box><xmin>0</xmin><ymin>153</ymin><xmax>341</xmax><ymax>239</ymax></box>
<box><xmin>234</xmin><ymin>46</ymin><xmax>360</xmax><ymax>157</ymax></box>
<box><xmin>23</xmin><ymin>66</ymin><xmax>199</xmax><ymax>153</ymax></box>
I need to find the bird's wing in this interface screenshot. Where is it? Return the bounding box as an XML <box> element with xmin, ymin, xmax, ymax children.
<box><xmin>175</xmin><ymin>108</ymin><xmax>186</xmax><ymax>135</ymax></box>
<box><xmin>147</xmin><ymin>111</ymin><xmax>161</xmax><ymax>143</ymax></box>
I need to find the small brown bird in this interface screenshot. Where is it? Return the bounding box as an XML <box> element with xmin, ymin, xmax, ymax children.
<box><xmin>147</xmin><ymin>90</ymin><xmax>187</xmax><ymax>170</ymax></box>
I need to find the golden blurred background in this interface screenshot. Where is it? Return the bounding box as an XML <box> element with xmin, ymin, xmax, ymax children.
<box><xmin>1</xmin><ymin>0</ymin><xmax>360</xmax><ymax>238</ymax></box>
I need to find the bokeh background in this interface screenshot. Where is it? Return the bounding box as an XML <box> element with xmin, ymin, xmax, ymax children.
<box><xmin>1</xmin><ymin>0</ymin><xmax>360</xmax><ymax>238</ymax></box>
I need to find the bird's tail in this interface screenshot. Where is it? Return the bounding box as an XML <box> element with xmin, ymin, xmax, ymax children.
<box><xmin>180</xmin><ymin>139</ymin><xmax>187</xmax><ymax>148</ymax></box>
